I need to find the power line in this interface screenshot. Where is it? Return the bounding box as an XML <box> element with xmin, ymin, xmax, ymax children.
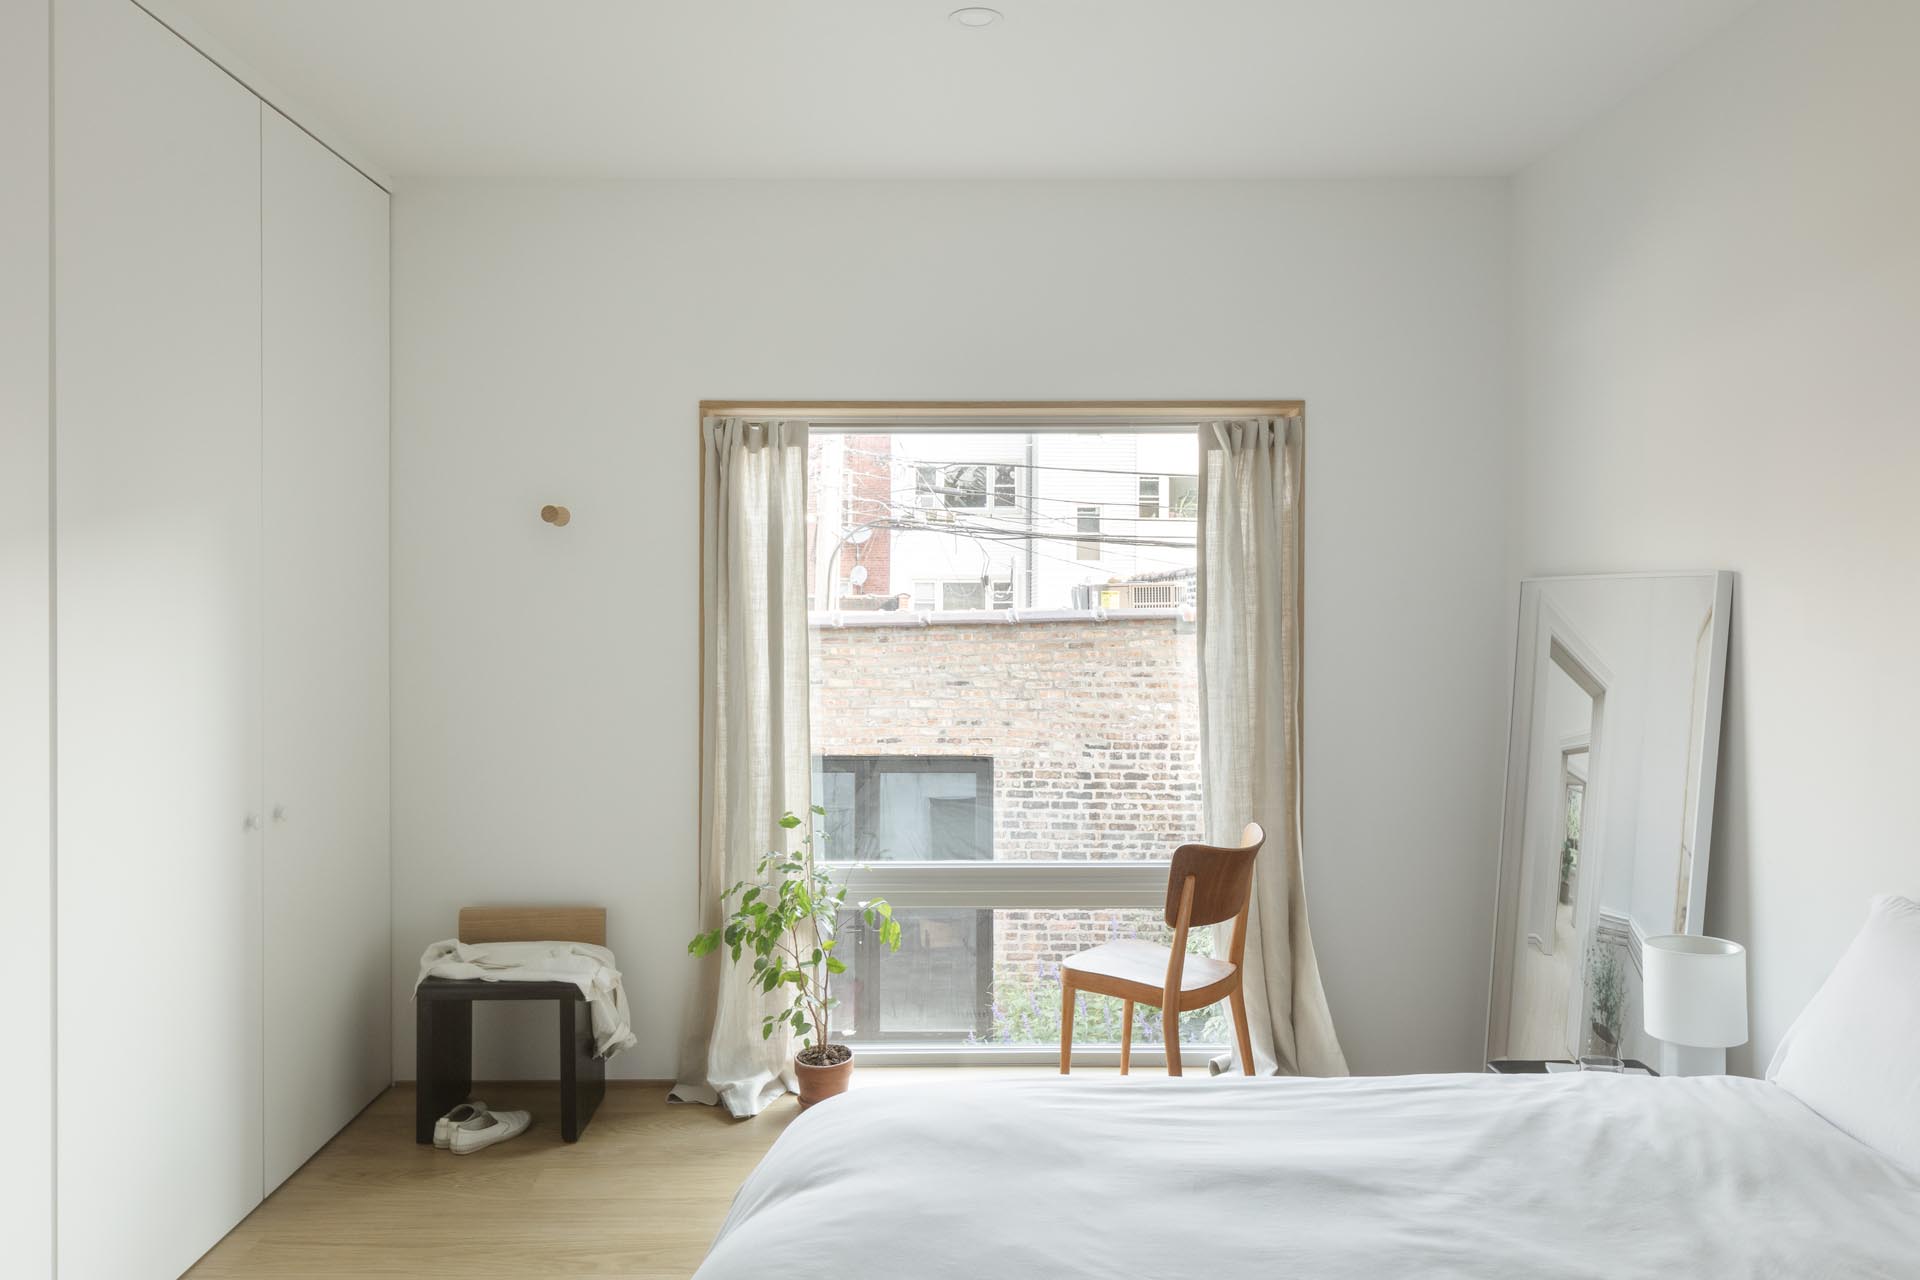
<box><xmin>827</xmin><ymin>441</ymin><xmax>1199</xmax><ymax>480</ymax></box>
<box><xmin>839</xmin><ymin>500</ymin><xmax>1197</xmax><ymax>550</ymax></box>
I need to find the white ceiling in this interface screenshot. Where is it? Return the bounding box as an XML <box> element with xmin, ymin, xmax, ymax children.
<box><xmin>147</xmin><ymin>0</ymin><xmax>1756</xmax><ymax>181</ymax></box>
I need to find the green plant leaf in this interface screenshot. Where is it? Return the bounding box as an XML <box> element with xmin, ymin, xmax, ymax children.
<box><xmin>778</xmin><ymin>813</ymin><xmax>802</xmax><ymax>830</ymax></box>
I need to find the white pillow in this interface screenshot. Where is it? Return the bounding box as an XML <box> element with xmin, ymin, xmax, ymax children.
<box><xmin>1768</xmin><ymin>895</ymin><xmax>1920</xmax><ymax>1172</ymax></box>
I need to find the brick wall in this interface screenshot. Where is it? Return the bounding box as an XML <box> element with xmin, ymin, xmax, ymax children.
<box><xmin>836</xmin><ymin>432</ymin><xmax>893</xmax><ymax>600</ymax></box>
<box><xmin>811</xmin><ymin>615</ymin><xmax>1201</xmax><ymax>1035</ymax></box>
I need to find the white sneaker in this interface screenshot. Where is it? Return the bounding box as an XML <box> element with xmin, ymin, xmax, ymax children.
<box><xmin>433</xmin><ymin>1101</ymin><xmax>490</xmax><ymax>1150</ymax></box>
<box><xmin>449</xmin><ymin>1108</ymin><xmax>531</xmax><ymax>1155</ymax></box>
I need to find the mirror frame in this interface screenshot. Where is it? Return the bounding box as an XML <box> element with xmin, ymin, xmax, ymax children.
<box><xmin>1484</xmin><ymin>570</ymin><xmax>1735</xmax><ymax>1064</ymax></box>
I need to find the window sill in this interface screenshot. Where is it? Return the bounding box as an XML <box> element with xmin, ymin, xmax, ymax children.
<box><xmin>831</xmin><ymin>859</ymin><xmax>1174</xmax><ymax>908</ymax></box>
<box><xmin>847</xmin><ymin>1042</ymin><xmax>1228</xmax><ymax>1069</ymax></box>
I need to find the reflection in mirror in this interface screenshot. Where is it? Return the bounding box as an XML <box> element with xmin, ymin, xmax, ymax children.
<box><xmin>1486</xmin><ymin>573</ymin><xmax>1733</xmax><ymax>1073</ymax></box>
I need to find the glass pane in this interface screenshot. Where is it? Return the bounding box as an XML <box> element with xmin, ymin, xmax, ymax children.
<box><xmin>942</xmin><ymin>579</ymin><xmax>985</xmax><ymax>611</ymax></box>
<box><xmin>1137</xmin><ymin>475</ymin><xmax>1161</xmax><ymax>518</ymax></box>
<box><xmin>828</xmin><ymin>907</ymin><xmax>1228</xmax><ymax>1047</ymax></box>
<box><xmin>1075</xmin><ymin>506</ymin><xmax>1100</xmax><ymax>561</ymax></box>
<box><xmin>808</xmin><ymin>430</ymin><xmax>1200</xmax><ymax>864</ymax></box>
<box><xmin>943</xmin><ymin>465</ymin><xmax>987</xmax><ymax>508</ymax></box>
<box><xmin>1168</xmin><ymin>474</ymin><xmax>1198</xmax><ymax>517</ymax></box>
<box><xmin>812</xmin><ymin>757</ymin><xmax>991</xmax><ymax>861</ymax></box>
<box><xmin>993</xmin><ymin>465</ymin><xmax>1016</xmax><ymax>508</ymax></box>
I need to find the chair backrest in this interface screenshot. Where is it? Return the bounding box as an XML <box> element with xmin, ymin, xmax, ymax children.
<box><xmin>458</xmin><ymin>905</ymin><xmax>606</xmax><ymax>947</ymax></box>
<box><xmin>1163</xmin><ymin>823</ymin><xmax>1264</xmax><ymax>931</ymax></box>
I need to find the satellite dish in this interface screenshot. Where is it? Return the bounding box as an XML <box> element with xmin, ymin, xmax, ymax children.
<box><xmin>849</xmin><ymin>565</ymin><xmax>869</xmax><ymax>586</ymax></box>
<box><xmin>848</xmin><ymin>526</ymin><xmax>874</xmax><ymax>546</ymax></box>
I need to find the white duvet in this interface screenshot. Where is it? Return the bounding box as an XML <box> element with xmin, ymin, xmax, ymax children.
<box><xmin>696</xmin><ymin>1072</ymin><xmax>1920</xmax><ymax>1279</ymax></box>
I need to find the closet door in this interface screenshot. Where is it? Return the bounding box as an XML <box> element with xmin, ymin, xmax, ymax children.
<box><xmin>54</xmin><ymin>0</ymin><xmax>263</xmax><ymax>1275</ymax></box>
<box><xmin>261</xmin><ymin>107</ymin><xmax>392</xmax><ymax>1191</ymax></box>
<box><xmin>1</xmin><ymin>0</ymin><xmax>53</xmax><ymax>1274</ymax></box>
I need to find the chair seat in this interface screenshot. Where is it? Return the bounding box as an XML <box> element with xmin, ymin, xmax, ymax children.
<box><xmin>1062</xmin><ymin>940</ymin><xmax>1235</xmax><ymax>993</ymax></box>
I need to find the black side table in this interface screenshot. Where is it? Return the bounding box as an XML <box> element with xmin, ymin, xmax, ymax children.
<box><xmin>415</xmin><ymin>977</ymin><xmax>606</xmax><ymax>1143</ymax></box>
<box><xmin>1486</xmin><ymin>1058</ymin><xmax>1657</xmax><ymax>1075</ymax></box>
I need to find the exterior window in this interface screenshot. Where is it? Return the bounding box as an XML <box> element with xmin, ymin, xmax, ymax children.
<box><xmin>1076</xmin><ymin>507</ymin><xmax>1101</xmax><ymax>560</ymax></box>
<box><xmin>814</xmin><ymin>755</ymin><xmax>996</xmax><ymax>1042</ymax></box>
<box><xmin>1138</xmin><ymin>476</ymin><xmax>1161</xmax><ymax>518</ymax></box>
<box><xmin>1138</xmin><ymin>474</ymin><xmax>1198</xmax><ymax>518</ymax></box>
<box><xmin>993</xmin><ymin>465</ymin><xmax>1017</xmax><ymax>508</ymax></box>
<box><xmin>942</xmin><ymin>580</ymin><xmax>986</xmax><ymax>611</ymax></box>
<box><xmin>813</xmin><ymin>755</ymin><xmax>994</xmax><ymax>862</ymax></box>
<box><xmin>911</xmin><ymin>578</ymin><xmax>1011</xmax><ymax>611</ymax></box>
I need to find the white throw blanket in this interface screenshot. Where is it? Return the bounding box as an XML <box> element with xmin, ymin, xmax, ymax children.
<box><xmin>697</xmin><ymin>1072</ymin><xmax>1920</xmax><ymax>1278</ymax></box>
<box><xmin>415</xmin><ymin>939</ymin><xmax>637</xmax><ymax>1057</ymax></box>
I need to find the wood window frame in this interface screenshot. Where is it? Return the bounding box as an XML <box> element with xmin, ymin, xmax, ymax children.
<box><xmin>695</xmin><ymin>401</ymin><xmax>1306</xmax><ymax>1064</ymax></box>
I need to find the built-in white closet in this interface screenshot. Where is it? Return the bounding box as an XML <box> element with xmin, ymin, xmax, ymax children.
<box><xmin>41</xmin><ymin>0</ymin><xmax>390</xmax><ymax>1275</ymax></box>
<box><xmin>260</xmin><ymin>103</ymin><xmax>392</xmax><ymax>1197</ymax></box>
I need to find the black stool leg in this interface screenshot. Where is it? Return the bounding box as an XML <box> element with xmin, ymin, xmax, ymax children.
<box><xmin>559</xmin><ymin>996</ymin><xmax>605</xmax><ymax>1142</ymax></box>
<box><xmin>416</xmin><ymin>994</ymin><xmax>473</xmax><ymax>1144</ymax></box>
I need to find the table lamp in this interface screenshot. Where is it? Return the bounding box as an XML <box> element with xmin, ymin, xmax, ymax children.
<box><xmin>1643</xmin><ymin>934</ymin><xmax>1747</xmax><ymax>1076</ymax></box>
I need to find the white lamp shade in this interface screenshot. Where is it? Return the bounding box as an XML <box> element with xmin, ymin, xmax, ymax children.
<box><xmin>1643</xmin><ymin>934</ymin><xmax>1748</xmax><ymax>1049</ymax></box>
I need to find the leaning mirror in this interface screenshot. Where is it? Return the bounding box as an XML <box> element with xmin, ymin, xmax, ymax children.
<box><xmin>1486</xmin><ymin>572</ymin><xmax>1734</xmax><ymax>1073</ymax></box>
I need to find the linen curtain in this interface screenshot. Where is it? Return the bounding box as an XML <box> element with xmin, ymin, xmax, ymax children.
<box><xmin>671</xmin><ymin>417</ymin><xmax>813</xmax><ymax>1117</ymax></box>
<box><xmin>1196</xmin><ymin>417</ymin><xmax>1347</xmax><ymax>1077</ymax></box>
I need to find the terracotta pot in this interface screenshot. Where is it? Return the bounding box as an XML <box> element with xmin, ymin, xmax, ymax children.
<box><xmin>794</xmin><ymin>1046</ymin><xmax>855</xmax><ymax>1110</ymax></box>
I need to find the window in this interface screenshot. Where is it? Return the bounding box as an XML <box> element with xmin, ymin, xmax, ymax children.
<box><xmin>1138</xmin><ymin>473</ymin><xmax>1198</xmax><ymax>519</ymax></box>
<box><xmin>942</xmin><ymin>579</ymin><xmax>986</xmax><ymax>611</ymax></box>
<box><xmin>911</xmin><ymin>578</ymin><xmax>1012</xmax><ymax>611</ymax></box>
<box><xmin>814</xmin><ymin>756</ymin><xmax>996</xmax><ymax>1040</ymax></box>
<box><xmin>807</xmin><ymin>426</ymin><xmax>1206</xmax><ymax>1059</ymax></box>
<box><xmin>1137</xmin><ymin>475</ymin><xmax>1161</xmax><ymax>518</ymax></box>
<box><xmin>815</xmin><ymin>756</ymin><xmax>994</xmax><ymax>862</ymax></box>
<box><xmin>1076</xmin><ymin>506</ymin><xmax>1101</xmax><ymax>561</ymax></box>
<box><xmin>916</xmin><ymin>463</ymin><xmax>1016</xmax><ymax>511</ymax></box>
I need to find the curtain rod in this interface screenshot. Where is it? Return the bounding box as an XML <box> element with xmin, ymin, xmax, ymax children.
<box><xmin>801</xmin><ymin>418</ymin><xmax>1214</xmax><ymax>433</ymax></box>
<box><xmin>699</xmin><ymin>402</ymin><xmax>1302</xmax><ymax>430</ymax></box>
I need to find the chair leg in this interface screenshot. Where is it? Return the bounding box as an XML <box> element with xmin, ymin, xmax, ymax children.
<box><xmin>1229</xmin><ymin>985</ymin><xmax>1256</xmax><ymax>1076</ymax></box>
<box><xmin>1120</xmin><ymin>1000</ymin><xmax>1134</xmax><ymax>1075</ymax></box>
<box><xmin>1164</xmin><ymin>1001</ymin><xmax>1183</xmax><ymax>1077</ymax></box>
<box><xmin>1059</xmin><ymin>979</ymin><xmax>1075</xmax><ymax>1074</ymax></box>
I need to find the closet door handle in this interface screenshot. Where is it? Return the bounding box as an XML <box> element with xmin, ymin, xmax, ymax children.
<box><xmin>271</xmin><ymin>804</ymin><xmax>288</xmax><ymax>824</ymax></box>
<box><xmin>243</xmin><ymin>813</ymin><xmax>260</xmax><ymax>833</ymax></box>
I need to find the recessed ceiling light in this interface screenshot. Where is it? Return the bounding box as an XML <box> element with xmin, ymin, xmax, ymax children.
<box><xmin>949</xmin><ymin>7</ymin><xmax>1002</xmax><ymax>28</ymax></box>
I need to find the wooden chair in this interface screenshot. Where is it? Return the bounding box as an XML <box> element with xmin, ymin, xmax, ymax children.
<box><xmin>1059</xmin><ymin>824</ymin><xmax>1263</xmax><ymax>1077</ymax></box>
<box><xmin>415</xmin><ymin>906</ymin><xmax>611</xmax><ymax>1143</ymax></box>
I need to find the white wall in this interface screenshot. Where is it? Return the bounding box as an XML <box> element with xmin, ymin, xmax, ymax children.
<box><xmin>392</xmin><ymin>179</ymin><xmax>1516</xmax><ymax>1079</ymax></box>
<box><xmin>0</xmin><ymin>0</ymin><xmax>53</xmax><ymax>1271</ymax></box>
<box><xmin>1516</xmin><ymin>0</ymin><xmax>1920</xmax><ymax>1074</ymax></box>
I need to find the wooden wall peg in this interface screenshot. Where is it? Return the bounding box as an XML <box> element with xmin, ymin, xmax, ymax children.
<box><xmin>541</xmin><ymin>504</ymin><xmax>571</xmax><ymax>527</ymax></box>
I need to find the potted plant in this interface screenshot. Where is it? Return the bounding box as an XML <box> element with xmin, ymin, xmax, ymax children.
<box><xmin>689</xmin><ymin>806</ymin><xmax>902</xmax><ymax>1109</ymax></box>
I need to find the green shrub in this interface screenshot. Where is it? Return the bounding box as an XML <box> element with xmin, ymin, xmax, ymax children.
<box><xmin>977</xmin><ymin>920</ymin><xmax>1233</xmax><ymax>1048</ymax></box>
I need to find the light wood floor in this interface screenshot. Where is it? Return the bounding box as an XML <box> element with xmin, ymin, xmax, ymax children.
<box><xmin>187</xmin><ymin>1068</ymin><xmax>1103</xmax><ymax>1279</ymax></box>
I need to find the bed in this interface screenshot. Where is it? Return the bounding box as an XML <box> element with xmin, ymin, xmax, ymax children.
<box><xmin>693</xmin><ymin>1071</ymin><xmax>1920</xmax><ymax>1279</ymax></box>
